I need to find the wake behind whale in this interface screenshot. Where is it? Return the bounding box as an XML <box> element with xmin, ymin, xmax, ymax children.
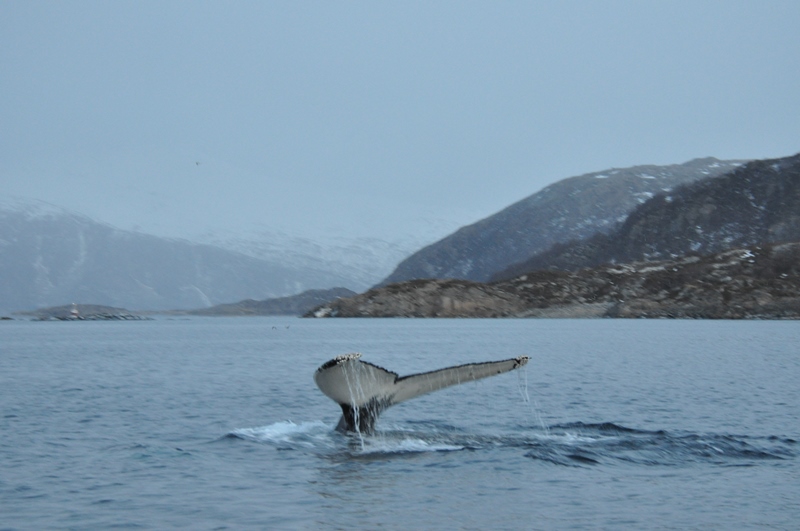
<box><xmin>313</xmin><ymin>353</ymin><xmax>530</xmax><ymax>434</ymax></box>
<box><xmin>226</xmin><ymin>419</ymin><xmax>796</xmax><ymax>466</ymax></box>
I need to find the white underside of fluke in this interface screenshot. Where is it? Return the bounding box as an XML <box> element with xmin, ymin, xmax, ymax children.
<box><xmin>313</xmin><ymin>353</ymin><xmax>529</xmax><ymax>432</ymax></box>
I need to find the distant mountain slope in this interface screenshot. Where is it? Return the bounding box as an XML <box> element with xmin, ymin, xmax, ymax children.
<box><xmin>494</xmin><ymin>152</ymin><xmax>800</xmax><ymax>279</ymax></box>
<box><xmin>379</xmin><ymin>158</ymin><xmax>744</xmax><ymax>285</ymax></box>
<box><xmin>0</xmin><ymin>199</ymin><xmax>356</xmax><ymax>312</ymax></box>
<box><xmin>198</xmin><ymin>229</ymin><xmax>433</xmax><ymax>293</ymax></box>
<box><xmin>187</xmin><ymin>287</ymin><xmax>356</xmax><ymax>316</ymax></box>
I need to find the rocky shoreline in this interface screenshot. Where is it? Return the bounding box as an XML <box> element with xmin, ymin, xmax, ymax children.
<box><xmin>306</xmin><ymin>242</ymin><xmax>800</xmax><ymax>319</ymax></box>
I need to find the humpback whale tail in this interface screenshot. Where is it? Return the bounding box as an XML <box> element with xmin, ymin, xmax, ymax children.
<box><xmin>314</xmin><ymin>353</ymin><xmax>530</xmax><ymax>434</ymax></box>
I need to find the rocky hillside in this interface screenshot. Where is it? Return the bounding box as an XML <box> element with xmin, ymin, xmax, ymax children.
<box><xmin>307</xmin><ymin>241</ymin><xmax>800</xmax><ymax>319</ymax></box>
<box><xmin>494</xmin><ymin>153</ymin><xmax>800</xmax><ymax>279</ymax></box>
<box><xmin>379</xmin><ymin>158</ymin><xmax>744</xmax><ymax>285</ymax></box>
<box><xmin>187</xmin><ymin>288</ymin><xmax>356</xmax><ymax>316</ymax></box>
<box><xmin>0</xmin><ymin>199</ymin><xmax>356</xmax><ymax>312</ymax></box>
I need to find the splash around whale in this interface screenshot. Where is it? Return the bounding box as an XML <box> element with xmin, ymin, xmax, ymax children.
<box><xmin>314</xmin><ymin>353</ymin><xmax>529</xmax><ymax>434</ymax></box>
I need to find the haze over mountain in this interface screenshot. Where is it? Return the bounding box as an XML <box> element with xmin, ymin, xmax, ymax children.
<box><xmin>0</xmin><ymin>198</ymin><xmax>361</xmax><ymax>313</ymax></box>
<box><xmin>194</xmin><ymin>224</ymin><xmax>453</xmax><ymax>292</ymax></box>
<box><xmin>3</xmin><ymin>3</ymin><xmax>798</xmax><ymax>254</ymax></box>
<box><xmin>380</xmin><ymin>158</ymin><xmax>744</xmax><ymax>285</ymax></box>
<box><xmin>3</xmin><ymin>151</ymin><xmax>797</xmax><ymax>315</ymax></box>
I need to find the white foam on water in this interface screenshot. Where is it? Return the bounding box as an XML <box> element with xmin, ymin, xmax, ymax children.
<box><xmin>231</xmin><ymin>420</ymin><xmax>333</xmax><ymax>448</ymax></box>
<box><xmin>358</xmin><ymin>437</ymin><xmax>464</xmax><ymax>455</ymax></box>
<box><xmin>231</xmin><ymin>420</ymin><xmax>466</xmax><ymax>454</ymax></box>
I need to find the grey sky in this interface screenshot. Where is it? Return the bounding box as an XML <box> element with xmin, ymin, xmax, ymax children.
<box><xmin>2</xmin><ymin>1</ymin><xmax>799</xmax><ymax>241</ymax></box>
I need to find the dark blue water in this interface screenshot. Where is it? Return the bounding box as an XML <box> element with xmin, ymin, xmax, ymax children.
<box><xmin>2</xmin><ymin>318</ymin><xmax>798</xmax><ymax>529</ymax></box>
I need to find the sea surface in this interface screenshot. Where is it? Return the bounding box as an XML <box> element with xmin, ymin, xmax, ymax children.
<box><xmin>1</xmin><ymin>317</ymin><xmax>798</xmax><ymax>530</ymax></box>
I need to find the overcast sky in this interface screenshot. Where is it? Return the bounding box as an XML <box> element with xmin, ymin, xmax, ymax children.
<box><xmin>2</xmin><ymin>1</ymin><xmax>799</xmax><ymax>242</ymax></box>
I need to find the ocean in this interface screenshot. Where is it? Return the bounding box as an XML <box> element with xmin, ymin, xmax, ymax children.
<box><xmin>1</xmin><ymin>317</ymin><xmax>798</xmax><ymax>529</ymax></box>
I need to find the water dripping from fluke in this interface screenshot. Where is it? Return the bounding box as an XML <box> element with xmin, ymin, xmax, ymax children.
<box><xmin>313</xmin><ymin>353</ymin><xmax>530</xmax><ymax>436</ymax></box>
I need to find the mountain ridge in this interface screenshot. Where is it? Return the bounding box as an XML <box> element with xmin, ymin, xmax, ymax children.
<box><xmin>494</xmin><ymin>152</ymin><xmax>800</xmax><ymax>279</ymax></box>
<box><xmin>378</xmin><ymin>157</ymin><xmax>745</xmax><ymax>286</ymax></box>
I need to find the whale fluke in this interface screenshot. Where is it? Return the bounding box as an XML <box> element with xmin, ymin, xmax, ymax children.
<box><xmin>314</xmin><ymin>353</ymin><xmax>529</xmax><ymax>434</ymax></box>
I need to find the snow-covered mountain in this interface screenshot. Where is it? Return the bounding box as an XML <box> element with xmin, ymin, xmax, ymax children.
<box><xmin>193</xmin><ymin>228</ymin><xmax>430</xmax><ymax>293</ymax></box>
<box><xmin>494</xmin><ymin>152</ymin><xmax>800</xmax><ymax>278</ymax></box>
<box><xmin>379</xmin><ymin>157</ymin><xmax>746</xmax><ymax>285</ymax></box>
<box><xmin>0</xmin><ymin>198</ymin><xmax>363</xmax><ymax>312</ymax></box>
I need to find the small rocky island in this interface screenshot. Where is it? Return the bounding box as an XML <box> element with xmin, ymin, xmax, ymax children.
<box><xmin>19</xmin><ymin>304</ymin><xmax>153</xmax><ymax>321</ymax></box>
<box><xmin>306</xmin><ymin>242</ymin><xmax>800</xmax><ymax>319</ymax></box>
